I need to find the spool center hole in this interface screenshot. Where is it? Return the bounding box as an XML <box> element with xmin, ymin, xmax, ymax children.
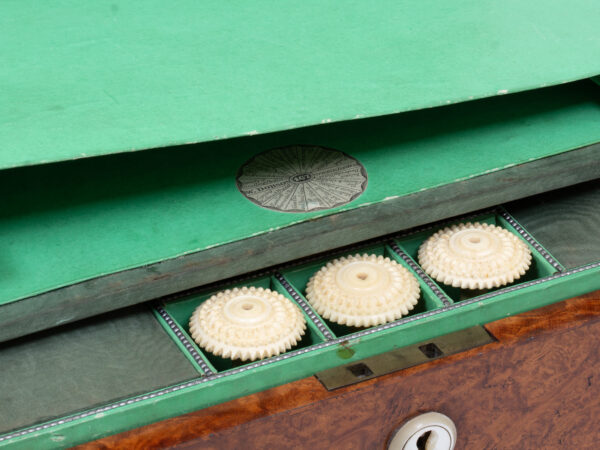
<box><xmin>469</xmin><ymin>237</ymin><xmax>481</xmax><ymax>244</ymax></box>
<box><xmin>242</xmin><ymin>304</ymin><xmax>254</xmax><ymax>311</ymax></box>
<box><xmin>356</xmin><ymin>273</ymin><xmax>368</xmax><ymax>280</ymax></box>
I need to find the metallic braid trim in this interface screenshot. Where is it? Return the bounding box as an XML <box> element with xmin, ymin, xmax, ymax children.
<box><xmin>273</xmin><ymin>272</ymin><xmax>335</xmax><ymax>340</ymax></box>
<box><xmin>388</xmin><ymin>241</ymin><xmax>453</xmax><ymax>306</ymax></box>
<box><xmin>155</xmin><ymin>305</ymin><xmax>214</xmax><ymax>375</ymax></box>
<box><xmin>499</xmin><ymin>209</ymin><xmax>564</xmax><ymax>272</ymax></box>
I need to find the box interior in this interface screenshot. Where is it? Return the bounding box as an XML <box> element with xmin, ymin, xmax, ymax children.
<box><xmin>1</xmin><ymin>181</ymin><xmax>599</xmax><ymax>446</ymax></box>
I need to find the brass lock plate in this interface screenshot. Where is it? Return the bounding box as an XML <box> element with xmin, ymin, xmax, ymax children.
<box><xmin>316</xmin><ymin>326</ymin><xmax>495</xmax><ymax>390</ymax></box>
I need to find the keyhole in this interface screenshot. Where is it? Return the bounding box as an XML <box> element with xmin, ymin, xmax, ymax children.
<box><xmin>416</xmin><ymin>430</ymin><xmax>432</xmax><ymax>450</ymax></box>
<box><xmin>242</xmin><ymin>303</ymin><xmax>253</xmax><ymax>311</ymax></box>
<box><xmin>357</xmin><ymin>273</ymin><xmax>368</xmax><ymax>280</ymax></box>
<box><xmin>469</xmin><ymin>237</ymin><xmax>481</xmax><ymax>244</ymax></box>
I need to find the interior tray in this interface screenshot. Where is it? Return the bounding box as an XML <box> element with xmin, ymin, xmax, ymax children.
<box><xmin>158</xmin><ymin>209</ymin><xmax>561</xmax><ymax>375</ymax></box>
<box><xmin>159</xmin><ymin>242</ymin><xmax>447</xmax><ymax>374</ymax></box>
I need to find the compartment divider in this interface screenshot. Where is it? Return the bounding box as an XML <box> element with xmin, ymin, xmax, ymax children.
<box><xmin>273</xmin><ymin>272</ymin><xmax>336</xmax><ymax>340</ymax></box>
<box><xmin>387</xmin><ymin>241</ymin><xmax>453</xmax><ymax>307</ymax></box>
<box><xmin>154</xmin><ymin>305</ymin><xmax>217</xmax><ymax>375</ymax></box>
<box><xmin>497</xmin><ymin>207</ymin><xmax>565</xmax><ymax>272</ymax></box>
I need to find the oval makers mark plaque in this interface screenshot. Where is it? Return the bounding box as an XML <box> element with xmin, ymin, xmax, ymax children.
<box><xmin>236</xmin><ymin>145</ymin><xmax>368</xmax><ymax>213</ymax></box>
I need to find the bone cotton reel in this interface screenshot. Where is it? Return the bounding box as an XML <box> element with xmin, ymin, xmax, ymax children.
<box><xmin>305</xmin><ymin>254</ymin><xmax>420</xmax><ymax>327</ymax></box>
<box><xmin>418</xmin><ymin>222</ymin><xmax>532</xmax><ymax>290</ymax></box>
<box><xmin>189</xmin><ymin>286</ymin><xmax>306</xmax><ymax>362</ymax></box>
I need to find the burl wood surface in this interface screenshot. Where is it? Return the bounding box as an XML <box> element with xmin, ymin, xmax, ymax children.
<box><xmin>82</xmin><ymin>291</ymin><xmax>600</xmax><ymax>450</ymax></box>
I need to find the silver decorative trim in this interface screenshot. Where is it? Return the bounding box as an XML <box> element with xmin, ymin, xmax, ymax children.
<box><xmin>273</xmin><ymin>272</ymin><xmax>335</xmax><ymax>340</ymax></box>
<box><xmin>155</xmin><ymin>305</ymin><xmax>214</xmax><ymax>375</ymax></box>
<box><xmin>388</xmin><ymin>241</ymin><xmax>453</xmax><ymax>306</ymax></box>
<box><xmin>2</xmin><ymin>260</ymin><xmax>599</xmax><ymax>443</ymax></box>
<box><xmin>498</xmin><ymin>209</ymin><xmax>564</xmax><ymax>272</ymax></box>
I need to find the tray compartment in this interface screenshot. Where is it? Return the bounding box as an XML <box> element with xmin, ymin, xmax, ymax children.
<box><xmin>506</xmin><ymin>179</ymin><xmax>600</xmax><ymax>269</ymax></box>
<box><xmin>159</xmin><ymin>275</ymin><xmax>328</xmax><ymax>373</ymax></box>
<box><xmin>0</xmin><ymin>306</ymin><xmax>199</xmax><ymax>437</ymax></box>
<box><xmin>279</xmin><ymin>243</ymin><xmax>447</xmax><ymax>338</ymax></box>
<box><xmin>393</xmin><ymin>212</ymin><xmax>559</xmax><ymax>302</ymax></box>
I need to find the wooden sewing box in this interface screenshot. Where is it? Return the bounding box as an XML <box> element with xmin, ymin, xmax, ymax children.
<box><xmin>1</xmin><ymin>1</ymin><xmax>599</xmax><ymax>448</ymax></box>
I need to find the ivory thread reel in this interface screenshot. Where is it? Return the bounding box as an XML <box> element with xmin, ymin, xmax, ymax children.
<box><xmin>189</xmin><ymin>286</ymin><xmax>306</xmax><ymax>362</ymax></box>
<box><xmin>305</xmin><ymin>254</ymin><xmax>420</xmax><ymax>327</ymax></box>
<box><xmin>418</xmin><ymin>222</ymin><xmax>532</xmax><ymax>290</ymax></box>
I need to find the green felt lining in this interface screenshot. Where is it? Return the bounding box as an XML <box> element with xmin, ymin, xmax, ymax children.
<box><xmin>2</xmin><ymin>0</ymin><xmax>600</xmax><ymax>170</ymax></box>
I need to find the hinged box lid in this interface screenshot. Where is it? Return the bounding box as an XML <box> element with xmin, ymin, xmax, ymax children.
<box><xmin>2</xmin><ymin>0</ymin><xmax>600</xmax><ymax>169</ymax></box>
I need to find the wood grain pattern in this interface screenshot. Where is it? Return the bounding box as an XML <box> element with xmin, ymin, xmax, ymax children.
<box><xmin>81</xmin><ymin>290</ymin><xmax>600</xmax><ymax>450</ymax></box>
<box><xmin>486</xmin><ymin>290</ymin><xmax>600</xmax><ymax>343</ymax></box>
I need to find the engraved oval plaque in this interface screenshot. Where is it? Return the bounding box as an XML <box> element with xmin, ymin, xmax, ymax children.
<box><xmin>236</xmin><ymin>145</ymin><xmax>368</xmax><ymax>213</ymax></box>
